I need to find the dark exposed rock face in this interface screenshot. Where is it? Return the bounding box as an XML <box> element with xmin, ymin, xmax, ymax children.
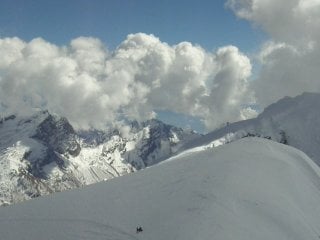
<box><xmin>139</xmin><ymin>120</ymin><xmax>182</xmax><ymax>165</ymax></box>
<box><xmin>0</xmin><ymin>115</ymin><xmax>16</xmax><ymax>124</ymax></box>
<box><xmin>29</xmin><ymin>114</ymin><xmax>81</xmax><ymax>178</ymax></box>
<box><xmin>0</xmin><ymin>111</ymin><xmax>200</xmax><ymax>205</ymax></box>
<box><xmin>130</xmin><ymin>119</ymin><xmax>200</xmax><ymax>167</ymax></box>
<box><xmin>34</xmin><ymin>115</ymin><xmax>81</xmax><ymax>156</ymax></box>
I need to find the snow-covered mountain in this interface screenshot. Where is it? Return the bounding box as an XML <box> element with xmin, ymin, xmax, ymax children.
<box><xmin>1</xmin><ymin>92</ymin><xmax>319</xmax><ymax>206</ymax></box>
<box><xmin>0</xmin><ymin>111</ymin><xmax>199</xmax><ymax>205</ymax></box>
<box><xmin>181</xmin><ymin>92</ymin><xmax>320</xmax><ymax>165</ymax></box>
<box><xmin>1</xmin><ymin>137</ymin><xmax>320</xmax><ymax>240</ymax></box>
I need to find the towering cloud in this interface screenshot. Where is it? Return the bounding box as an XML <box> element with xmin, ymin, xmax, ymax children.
<box><xmin>227</xmin><ymin>0</ymin><xmax>320</xmax><ymax>106</ymax></box>
<box><xmin>0</xmin><ymin>33</ymin><xmax>253</xmax><ymax>130</ymax></box>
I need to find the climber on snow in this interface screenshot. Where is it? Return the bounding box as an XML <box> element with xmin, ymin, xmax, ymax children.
<box><xmin>136</xmin><ymin>226</ymin><xmax>143</xmax><ymax>233</ymax></box>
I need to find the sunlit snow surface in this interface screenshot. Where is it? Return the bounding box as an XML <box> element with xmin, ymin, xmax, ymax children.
<box><xmin>0</xmin><ymin>112</ymin><xmax>197</xmax><ymax>205</ymax></box>
<box><xmin>181</xmin><ymin>92</ymin><xmax>320</xmax><ymax>165</ymax></box>
<box><xmin>0</xmin><ymin>138</ymin><xmax>320</xmax><ymax>240</ymax></box>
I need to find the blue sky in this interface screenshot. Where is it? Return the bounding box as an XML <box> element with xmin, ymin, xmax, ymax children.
<box><xmin>0</xmin><ymin>0</ymin><xmax>267</xmax><ymax>133</ymax></box>
<box><xmin>0</xmin><ymin>0</ymin><xmax>318</xmax><ymax>133</ymax></box>
<box><xmin>0</xmin><ymin>0</ymin><xmax>264</xmax><ymax>52</ymax></box>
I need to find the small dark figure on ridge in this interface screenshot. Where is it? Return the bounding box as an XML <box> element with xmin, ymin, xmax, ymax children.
<box><xmin>136</xmin><ymin>226</ymin><xmax>143</xmax><ymax>233</ymax></box>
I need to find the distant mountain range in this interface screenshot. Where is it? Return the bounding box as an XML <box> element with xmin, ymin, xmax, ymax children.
<box><xmin>1</xmin><ymin>137</ymin><xmax>319</xmax><ymax>240</ymax></box>
<box><xmin>0</xmin><ymin>92</ymin><xmax>319</xmax><ymax>205</ymax></box>
<box><xmin>180</xmin><ymin>92</ymin><xmax>320</xmax><ymax>165</ymax></box>
<box><xmin>0</xmin><ymin>111</ymin><xmax>199</xmax><ymax>205</ymax></box>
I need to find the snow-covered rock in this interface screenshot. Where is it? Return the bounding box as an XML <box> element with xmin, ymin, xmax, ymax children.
<box><xmin>1</xmin><ymin>138</ymin><xmax>320</xmax><ymax>240</ymax></box>
<box><xmin>1</xmin><ymin>91</ymin><xmax>319</xmax><ymax>206</ymax></box>
<box><xmin>0</xmin><ymin>112</ymin><xmax>199</xmax><ymax>205</ymax></box>
<box><xmin>182</xmin><ymin>92</ymin><xmax>320</xmax><ymax>165</ymax></box>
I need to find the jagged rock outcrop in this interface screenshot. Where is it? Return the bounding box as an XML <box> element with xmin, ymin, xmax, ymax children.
<box><xmin>0</xmin><ymin>111</ymin><xmax>199</xmax><ymax>205</ymax></box>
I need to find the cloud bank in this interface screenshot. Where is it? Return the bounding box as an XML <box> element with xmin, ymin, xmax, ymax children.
<box><xmin>0</xmin><ymin>33</ymin><xmax>253</xmax><ymax>130</ymax></box>
<box><xmin>227</xmin><ymin>0</ymin><xmax>320</xmax><ymax>106</ymax></box>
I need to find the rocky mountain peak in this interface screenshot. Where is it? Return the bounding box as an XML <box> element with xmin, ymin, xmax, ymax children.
<box><xmin>0</xmin><ymin>111</ymin><xmax>200</xmax><ymax>205</ymax></box>
<box><xmin>33</xmin><ymin>114</ymin><xmax>81</xmax><ymax>156</ymax></box>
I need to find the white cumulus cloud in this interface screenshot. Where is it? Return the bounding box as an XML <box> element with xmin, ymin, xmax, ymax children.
<box><xmin>227</xmin><ymin>0</ymin><xmax>320</xmax><ymax>107</ymax></box>
<box><xmin>0</xmin><ymin>33</ymin><xmax>253</xmax><ymax>130</ymax></box>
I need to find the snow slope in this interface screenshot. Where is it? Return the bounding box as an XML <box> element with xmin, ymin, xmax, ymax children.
<box><xmin>182</xmin><ymin>92</ymin><xmax>320</xmax><ymax>165</ymax></box>
<box><xmin>1</xmin><ymin>137</ymin><xmax>320</xmax><ymax>240</ymax></box>
<box><xmin>0</xmin><ymin>112</ymin><xmax>198</xmax><ymax>205</ymax></box>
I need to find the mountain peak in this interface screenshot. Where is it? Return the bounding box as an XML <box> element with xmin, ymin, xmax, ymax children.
<box><xmin>259</xmin><ymin>92</ymin><xmax>320</xmax><ymax>119</ymax></box>
<box><xmin>180</xmin><ymin>92</ymin><xmax>320</xmax><ymax>166</ymax></box>
<box><xmin>0</xmin><ymin>111</ymin><xmax>199</xmax><ymax>205</ymax></box>
<box><xmin>1</xmin><ymin>137</ymin><xmax>320</xmax><ymax>240</ymax></box>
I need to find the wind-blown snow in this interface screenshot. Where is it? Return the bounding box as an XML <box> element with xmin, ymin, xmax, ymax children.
<box><xmin>0</xmin><ymin>138</ymin><xmax>320</xmax><ymax>240</ymax></box>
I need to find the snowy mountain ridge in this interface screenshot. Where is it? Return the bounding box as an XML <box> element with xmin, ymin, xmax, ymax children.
<box><xmin>180</xmin><ymin>92</ymin><xmax>320</xmax><ymax>165</ymax></box>
<box><xmin>1</xmin><ymin>92</ymin><xmax>320</xmax><ymax>239</ymax></box>
<box><xmin>1</xmin><ymin>137</ymin><xmax>320</xmax><ymax>240</ymax></box>
<box><xmin>0</xmin><ymin>111</ymin><xmax>198</xmax><ymax>205</ymax></box>
<box><xmin>0</xmin><ymin>91</ymin><xmax>319</xmax><ymax>206</ymax></box>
